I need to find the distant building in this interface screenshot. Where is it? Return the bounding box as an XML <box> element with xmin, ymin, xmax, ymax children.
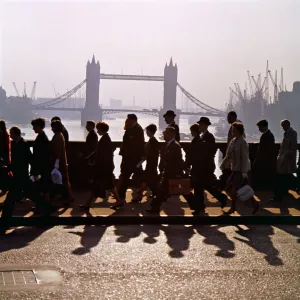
<box><xmin>110</xmin><ymin>99</ymin><xmax>122</xmax><ymax>108</ymax></box>
<box><xmin>0</xmin><ymin>86</ymin><xmax>7</xmax><ymax>105</ymax></box>
<box><xmin>278</xmin><ymin>81</ymin><xmax>300</xmax><ymax>128</ymax></box>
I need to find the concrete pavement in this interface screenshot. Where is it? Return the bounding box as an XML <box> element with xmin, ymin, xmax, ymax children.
<box><xmin>0</xmin><ymin>225</ymin><xmax>300</xmax><ymax>299</ymax></box>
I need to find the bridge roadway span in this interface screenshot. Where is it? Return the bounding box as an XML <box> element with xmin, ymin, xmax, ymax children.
<box><xmin>31</xmin><ymin>106</ymin><xmax>224</xmax><ymax>117</ymax></box>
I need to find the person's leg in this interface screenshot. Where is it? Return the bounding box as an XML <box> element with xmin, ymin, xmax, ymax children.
<box><xmin>193</xmin><ymin>183</ymin><xmax>205</xmax><ymax>210</ymax></box>
<box><xmin>147</xmin><ymin>180</ymin><xmax>168</xmax><ymax>213</ymax></box>
<box><xmin>118</xmin><ymin>159</ymin><xmax>134</xmax><ymax>201</ymax></box>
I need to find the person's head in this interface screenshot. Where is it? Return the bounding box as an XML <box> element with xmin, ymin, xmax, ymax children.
<box><xmin>281</xmin><ymin>119</ymin><xmax>291</xmax><ymax>132</ymax></box>
<box><xmin>232</xmin><ymin>122</ymin><xmax>245</xmax><ymax>138</ymax></box>
<box><xmin>10</xmin><ymin>126</ymin><xmax>21</xmax><ymax>141</ymax></box>
<box><xmin>190</xmin><ymin>124</ymin><xmax>200</xmax><ymax>138</ymax></box>
<box><xmin>86</xmin><ymin>120</ymin><xmax>95</xmax><ymax>132</ymax></box>
<box><xmin>145</xmin><ymin>124</ymin><xmax>157</xmax><ymax>138</ymax></box>
<box><xmin>0</xmin><ymin>120</ymin><xmax>7</xmax><ymax>133</ymax></box>
<box><xmin>51</xmin><ymin>120</ymin><xmax>64</xmax><ymax>134</ymax></box>
<box><xmin>163</xmin><ymin>110</ymin><xmax>176</xmax><ymax>125</ymax></box>
<box><xmin>96</xmin><ymin>121</ymin><xmax>109</xmax><ymax>136</ymax></box>
<box><xmin>256</xmin><ymin>119</ymin><xmax>268</xmax><ymax>133</ymax></box>
<box><xmin>227</xmin><ymin>111</ymin><xmax>237</xmax><ymax>124</ymax></box>
<box><xmin>163</xmin><ymin>126</ymin><xmax>176</xmax><ymax>142</ymax></box>
<box><xmin>126</xmin><ymin>114</ymin><xmax>138</xmax><ymax>128</ymax></box>
<box><xmin>51</xmin><ymin>116</ymin><xmax>61</xmax><ymax>122</ymax></box>
<box><xmin>197</xmin><ymin>117</ymin><xmax>211</xmax><ymax>133</ymax></box>
<box><xmin>31</xmin><ymin>118</ymin><xmax>46</xmax><ymax>134</ymax></box>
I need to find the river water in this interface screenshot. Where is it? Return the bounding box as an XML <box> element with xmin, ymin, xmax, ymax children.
<box><xmin>9</xmin><ymin>114</ymin><xmax>224</xmax><ymax>177</ymax></box>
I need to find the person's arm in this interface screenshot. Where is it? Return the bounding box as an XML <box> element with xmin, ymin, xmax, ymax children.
<box><xmin>287</xmin><ymin>132</ymin><xmax>298</xmax><ymax>156</ymax></box>
<box><xmin>241</xmin><ymin>141</ymin><xmax>250</xmax><ymax>174</ymax></box>
<box><xmin>220</xmin><ymin>139</ymin><xmax>233</xmax><ymax>170</ymax></box>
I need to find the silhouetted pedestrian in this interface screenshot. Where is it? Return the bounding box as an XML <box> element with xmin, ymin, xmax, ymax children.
<box><xmin>80</xmin><ymin>122</ymin><xmax>121</xmax><ymax>210</ymax></box>
<box><xmin>51</xmin><ymin>116</ymin><xmax>69</xmax><ymax>146</ymax></box>
<box><xmin>252</xmin><ymin>120</ymin><xmax>277</xmax><ymax>189</ymax></box>
<box><xmin>272</xmin><ymin>120</ymin><xmax>297</xmax><ymax>202</ymax></box>
<box><xmin>117</xmin><ymin>114</ymin><xmax>145</xmax><ymax>205</ymax></box>
<box><xmin>186</xmin><ymin>119</ymin><xmax>227</xmax><ymax>212</ymax></box>
<box><xmin>132</xmin><ymin>124</ymin><xmax>160</xmax><ymax>202</ymax></box>
<box><xmin>31</xmin><ymin>118</ymin><xmax>52</xmax><ymax>198</ymax></box>
<box><xmin>220</xmin><ymin>122</ymin><xmax>259</xmax><ymax>214</ymax></box>
<box><xmin>147</xmin><ymin>127</ymin><xmax>200</xmax><ymax>215</ymax></box>
<box><xmin>51</xmin><ymin>120</ymin><xmax>73</xmax><ymax>204</ymax></box>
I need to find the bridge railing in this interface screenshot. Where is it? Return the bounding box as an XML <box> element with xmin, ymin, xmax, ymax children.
<box><xmin>26</xmin><ymin>141</ymin><xmax>282</xmax><ymax>187</ymax></box>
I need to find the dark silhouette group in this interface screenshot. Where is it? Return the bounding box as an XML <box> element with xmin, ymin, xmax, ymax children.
<box><xmin>0</xmin><ymin>109</ymin><xmax>299</xmax><ymax>227</ymax></box>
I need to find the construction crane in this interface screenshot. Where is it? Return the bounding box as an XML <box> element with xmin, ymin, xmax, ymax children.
<box><xmin>30</xmin><ymin>82</ymin><xmax>37</xmax><ymax>100</ymax></box>
<box><xmin>268</xmin><ymin>70</ymin><xmax>279</xmax><ymax>102</ymax></box>
<box><xmin>12</xmin><ymin>82</ymin><xmax>20</xmax><ymax>97</ymax></box>
<box><xmin>247</xmin><ymin>71</ymin><xmax>254</xmax><ymax>99</ymax></box>
<box><xmin>23</xmin><ymin>82</ymin><xmax>27</xmax><ymax>97</ymax></box>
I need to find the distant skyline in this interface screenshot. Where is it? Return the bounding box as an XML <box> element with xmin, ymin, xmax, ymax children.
<box><xmin>1</xmin><ymin>0</ymin><xmax>300</xmax><ymax>109</ymax></box>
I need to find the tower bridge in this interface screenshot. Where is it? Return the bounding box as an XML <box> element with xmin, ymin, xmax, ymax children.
<box><xmin>31</xmin><ymin>55</ymin><xmax>225</xmax><ymax>127</ymax></box>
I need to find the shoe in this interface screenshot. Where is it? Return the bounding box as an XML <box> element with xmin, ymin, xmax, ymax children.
<box><xmin>219</xmin><ymin>195</ymin><xmax>228</xmax><ymax>209</ymax></box>
<box><xmin>224</xmin><ymin>208</ymin><xmax>236</xmax><ymax>215</ymax></box>
<box><xmin>192</xmin><ymin>208</ymin><xmax>205</xmax><ymax>216</ymax></box>
<box><xmin>146</xmin><ymin>208</ymin><xmax>160</xmax><ymax>214</ymax></box>
<box><xmin>110</xmin><ymin>202</ymin><xmax>125</xmax><ymax>210</ymax></box>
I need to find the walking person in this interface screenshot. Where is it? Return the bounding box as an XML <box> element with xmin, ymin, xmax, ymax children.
<box><xmin>117</xmin><ymin>114</ymin><xmax>145</xmax><ymax>206</ymax></box>
<box><xmin>272</xmin><ymin>120</ymin><xmax>298</xmax><ymax>202</ymax></box>
<box><xmin>132</xmin><ymin>124</ymin><xmax>160</xmax><ymax>202</ymax></box>
<box><xmin>252</xmin><ymin>120</ymin><xmax>277</xmax><ymax>189</ymax></box>
<box><xmin>80</xmin><ymin>122</ymin><xmax>122</xmax><ymax>210</ymax></box>
<box><xmin>0</xmin><ymin>120</ymin><xmax>10</xmax><ymax>167</ymax></box>
<box><xmin>1</xmin><ymin>127</ymin><xmax>54</xmax><ymax>231</ymax></box>
<box><xmin>51</xmin><ymin>116</ymin><xmax>69</xmax><ymax>147</ymax></box>
<box><xmin>186</xmin><ymin>119</ymin><xmax>227</xmax><ymax>212</ymax></box>
<box><xmin>30</xmin><ymin>118</ymin><xmax>52</xmax><ymax>200</ymax></box>
<box><xmin>51</xmin><ymin>120</ymin><xmax>73</xmax><ymax>204</ymax></box>
<box><xmin>219</xmin><ymin>111</ymin><xmax>245</xmax><ymax>189</ymax></box>
<box><xmin>146</xmin><ymin>127</ymin><xmax>200</xmax><ymax>215</ymax></box>
<box><xmin>220</xmin><ymin>122</ymin><xmax>259</xmax><ymax>214</ymax></box>
<box><xmin>82</xmin><ymin>120</ymin><xmax>98</xmax><ymax>183</ymax></box>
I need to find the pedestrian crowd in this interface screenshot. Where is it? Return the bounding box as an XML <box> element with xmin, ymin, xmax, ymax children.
<box><xmin>0</xmin><ymin>109</ymin><xmax>298</xmax><ymax>224</ymax></box>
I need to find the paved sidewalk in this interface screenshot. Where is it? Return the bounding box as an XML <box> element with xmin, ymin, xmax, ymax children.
<box><xmin>1</xmin><ymin>188</ymin><xmax>300</xmax><ymax>217</ymax></box>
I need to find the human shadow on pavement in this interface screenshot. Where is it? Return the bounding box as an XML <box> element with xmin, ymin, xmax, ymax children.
<box><xmin>69</xmin><ymin>224</ymin><xmax>108</xmax><ymax>255</ymax></box>
<box><xmin>0</xmin><ymin>226</ymin><xmax>52</xmax><ymax>253</ymax></box>
<box><xmin>234</xmin><ymin>224</ymin><xmax>283</xmax><ymax>266</ymax></box>
<box><xmin>194</xmin><ymin>225</ymin><xmax>235</xmax><ymax>259</ymax></box>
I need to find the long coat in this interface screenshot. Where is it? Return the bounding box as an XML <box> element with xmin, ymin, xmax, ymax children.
<box><xmin>277</xmin><ymin>127</ymin><xmax>298</xmax><ymax>174</ymax></box>
<box><xmin>11</xmin><ymin>138</ymin><xmax>32</xmax><ymax>188</ymax></box>
<box><xmin>161</xmin><ymin>140</ymin><xmax>184</xmax><ymax>180</ymax></box>
<box><xmin>0</xmin><ymin>130</ymin><xmax>11</xmax><ymax>165</ymax></box>
<box><xmin>94</xmin><ymin>133</ymin><xmax>114</xmax><ymax>178</ymax></box>
<box><xmin>84</xmin><ymin>129</ymin><xmax>98</xmax><ymax>157</ymax></box>
<box><xmin>119</xmin><ymin>123</ymin><xmax>145</xmax><ymax>163</ymax></box>
<box><xmin>186</xmin><ymin>131</ymin><xmax>216</xmax><ymax>182</ymax></box>
<box><xmin>31</xmin><ymin>131</ymin><xmax>52</xmax><ymax>184</ymax></box>
<box><xmin>51</xmin><ymin>132</ymin><xmax>70</xmax><ymax>188</ymax></box>
<box><xmin>253</xmin><ymin>129</ymin><xmax>276</xmax><ymax>175</ymax></box>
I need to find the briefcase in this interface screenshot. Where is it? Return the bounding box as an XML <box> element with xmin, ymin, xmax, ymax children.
<box><xmin>168</xmin><ymin>178</ymin><xmax>191</xmax><ymax>195</ymax></box>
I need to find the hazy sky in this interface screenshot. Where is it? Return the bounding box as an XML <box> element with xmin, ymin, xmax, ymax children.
<box><xmin>1</xmin><ymin>0</ymin><xmax>300</xmax><ymax>109</ymax></box>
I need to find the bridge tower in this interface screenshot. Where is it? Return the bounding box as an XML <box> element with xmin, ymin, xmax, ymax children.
<box><xmin>159</xmin><ymin>58</ymin><xmax>180</xmax><ymax>129</ymax></box>
<box><xmin>81</xmin><ymin>55</ymin><xmax>102</xmax><ymax>125</ymax></box>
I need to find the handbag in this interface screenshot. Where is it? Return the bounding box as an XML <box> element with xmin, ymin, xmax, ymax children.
<box><xmin>168</xmin><ymin>177</ymin><xmax>191</xmax><ymax>195</ymax></box>
<box><xmin>237</xmin><ymin>183</ymin><xmax>254</xmax><ymax>202</ymax></box>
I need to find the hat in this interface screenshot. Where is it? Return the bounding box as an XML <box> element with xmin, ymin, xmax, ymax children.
<box><xmin>256</xmin><ymin>120</ymin><xmax>268</xmax><ymax>127</ymax></box>
<box><xmin>163</xmin><ymin>110</ymin><xmax>176</xmax><ymax>118</ymax></box>
<box><xmin>197</xmin><ymin>117</ymin><xmax>211</xmax><ymax>126</ymax></box>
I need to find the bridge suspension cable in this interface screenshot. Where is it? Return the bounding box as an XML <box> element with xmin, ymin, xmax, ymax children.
<box><xmin>34</xmin><ymin>79</ymin><xmax>86</xmax><ymax>108</ymax></box>
<box><xmin>177</xmin><ymin>83</ymin><xmax>225</xmax><ymax>115</ymax></box>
